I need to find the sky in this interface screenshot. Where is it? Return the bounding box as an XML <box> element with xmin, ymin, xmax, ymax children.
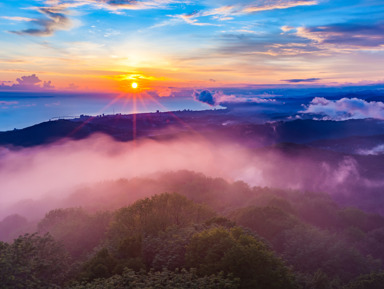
<box><xmin>0</xmin><ymin>0</ymin><xmax>384</xmax><ymax>94</ymax></box>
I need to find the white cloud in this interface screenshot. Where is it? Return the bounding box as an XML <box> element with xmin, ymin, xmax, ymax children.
<box><xmin>1</xmin><ymin>16</ymin><xmax>36</xmax><ymax>21</ymax></box>
<box><xmin>301</xmin><ymin>97</ymin><xmax>384</xmax><ymax>120</ymax></box>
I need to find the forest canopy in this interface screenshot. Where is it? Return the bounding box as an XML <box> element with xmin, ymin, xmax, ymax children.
<box><xmin>1</xmin><ymin>171</ymin><xmax>384</xmax><ymax>289</ymax></box>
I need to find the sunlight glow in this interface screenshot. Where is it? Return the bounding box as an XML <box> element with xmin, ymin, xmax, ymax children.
<box><xmin>131</xmin><ymin>82</ymin><xmax>138</xmax><ymax>89</ymax></box>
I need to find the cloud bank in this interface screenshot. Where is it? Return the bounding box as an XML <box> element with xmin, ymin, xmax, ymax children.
<box><xmin>301</xmin><ymin>97</ymin><xmax>384</xmax><ymax>120</ymax></box>
<box><xmin>193</xmin><ymin>90</ymin><xmax>276</xmax><ymax>106</ymax></box>
<box><xmin>0</xmin><ymin>132</ymin><xmax>377</xmax><ymax>219</ymax></box>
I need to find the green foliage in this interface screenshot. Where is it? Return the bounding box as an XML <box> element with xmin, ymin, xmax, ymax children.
<box><xmin>78</xmin><ymin>193</ymin><xmax>215</xmax><ymax>281</ymax></box>
<box><xmin>158</xmin><ymin>171</ymin><xmax>255</xmax><ymax>211</ymax></box>
<box><xmin>185</xmin><ymin>226</ymin><xmax>298</xmax><ymax>289</ymax></box>
<box><xmin>4</xmin><ymin>172</ymin><xmax>384</xmax><ymax>289</ymax></box>
<box><xmin>78</xmin><ymin>248</ymin><xmax>119</xmax><ymax>281</ymax></box>
<box><xmin>231</xmin><ymin>206</ymin><xmax>301</xmax><ymax>250</ymax></box>
<box><xmin>0</xmin><ymin>233</ymin><xmax>70</xmax><ymax>289</ymax></box>
<box><xmin>364</xmin><ymin>227</ymin><xmax>384</xmax><ymax>261</ymax></box>
<box><xmin>338</xmin><ymin>208</ymin><xmax>384</xmax><ymax>233</ymax></box>
<box><xmin>282</xmin><ymin>225</ymin><xmax>381</xmax><ymax>282</ymax></box>
<box><xmin>38</xmin><ymin>208</ymin><xmax>111</xmax><ymax>259</ymax></box>
<box><xmin>79</xmin><ymin>236</ymin><xmax>146</xmax><ymax>282</ymax></box>
<box><xmin>108</xmin><ymin>193</ymin><xmax>215</xmax><ymax>243</ymax></box>
<box><xmin>142</xmin><ymin>218</ymin><xmax>235</xmax><ymax>271</ymax></box>
<box><xmin>67</xmin><ymin>268</ymin><xmax>239</xmax><ymax>289</ymax></box>
<box><xmin>345</xmin><ymin>271</ymin><xmax>384</xmax><ymax>289</ymax></box>
<box><xmin>143</xmin><ymin>226</ymin><xmax>197</xmax><ymax>271</ymax></box>
<box><xmin>204</xmin><ymin>216</ymin><xmax>236</xmax><ymax>228</ymax></box>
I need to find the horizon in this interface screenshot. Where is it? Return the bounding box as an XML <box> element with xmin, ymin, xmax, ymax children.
<box><xmin>2</xmin><ymin>82</ymin><xmax>384</xmax><ymax>131</ymax></box>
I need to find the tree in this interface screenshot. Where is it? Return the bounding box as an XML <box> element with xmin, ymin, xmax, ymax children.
<box><xmin>0</xmin><ymin>233</ymin><xmax>70</xmax><ymax>289</ymax></box>
<box><xmin>38</xmin><ymin>208</ymin><xmax>111</xmax><ymax>259</ymax></box>
<box><xmin>185</xmin><ymin>226</ymin><xmax>298</xmax><ymax>289</ymax></box>
<box><xmin>281</xmin><ymin>225</ymin><xmax>381</xmax><ymax>283</ymax></box>
<box><xmin>231</xmin><ymin>206</ymin><xmax>301</xmax><ymax>251</ymax></box>
<box><xmin>108</xmin><ymin>193</ymin><xmax>215</xmax><ymax>244</ymax></box>
<box><xmin>345</xmin><ymin>271</ymin><xmax>384</xmax><ymax>289</ymax></box>
<box><xmin>67</xmin><ymin>268</ymin><xmax>239</xmax><ymax>289</ymax></box>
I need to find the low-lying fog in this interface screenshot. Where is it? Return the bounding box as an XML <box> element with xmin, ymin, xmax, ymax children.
<box><xmin>0</xmin><ymin>132</ymin><xmax>382</xmax><ymax>220</ymax></box>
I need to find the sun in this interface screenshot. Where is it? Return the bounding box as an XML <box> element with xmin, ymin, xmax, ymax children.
<box><xmin>131</xmin><ymin>82</ymin><xmax>138</xmax><ymax>89</ymax></box>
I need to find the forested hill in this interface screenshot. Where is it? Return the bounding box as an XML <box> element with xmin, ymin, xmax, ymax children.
<box><xmin>1</xmin><ymin>111</ymin><xmax>384</xmax><ymax>149</ymax></box>
<box><xmin>1</xmin><ymin>171</ymin><xmax>384</xmax><ymax>289</ymax></box>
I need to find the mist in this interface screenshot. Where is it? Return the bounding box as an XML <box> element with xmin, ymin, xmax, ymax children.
<box><xmin>0</xmin><ymin>133</ymin><xmax>254</xmax><ymax>219</ymax></box>
<box><xmin>1</xmin><ymin>131</ymin><xmax>380</xmax><ymax>220</ymax></box>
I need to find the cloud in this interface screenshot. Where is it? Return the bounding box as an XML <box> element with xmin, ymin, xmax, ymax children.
<box><xmin>283</xmin><ymin>78</ymin><xmax>321</xmax><ymax>83</ymax></box>
<box><xmin>242</xmin><ymin>0</ymin><xmax>317</xmax><ymax>13</ymax></box>
<box><xmin>203</xmin><ymin>0</ymin><xmax>318</xmax><ymax>18</ymax></box>
<box><xmin>0</xmin><ymin>131</ymin><xmax>380</xmax><ymax>219</ymax></box>
<box><xmin>281</xmin><ymin>25</ymin><xmax>294</xmax><ymax>32</ymax></box>
<box><xmin>46</xmin><ymin>0</ymin><xmax>182</xmax><ymax>11</ymax></box>
<box><xmin>170</xmin><ymin>11</ymin><xmax>219</xmax><ymax>26</ymax></box>
<box><xmin>43</xmin><ymin>80</ymin><xmax>55</xmax><ymax>89</ymax></box>
<box><xmin>11</xmin><ymin>7</ymin><xmax>71</xmax><ymax>36</ymax></box>
<box><xmin>193</xmin><ymin>90</ymin><xmax>216</xmax><ymax>106</ymax></box>
<box><xmin>0</xmin><ymin>101</ymin><xmax>19</xmax><ymax>105</ymax></box>
<box><xmin>0</xmin><ymin>74</ymin><xmax>55</xmax><ymax>91</ymax></box>
<box><xmin>45</xmin><ymin>101</ymin><xmax>61</xmax><ymax>107</ymax></box>
<box><xmin>97</xmin><ymin>0</ymin><xmax>181</xmax><ymax>10</ymax></box>
<box><xmin>358</xmin><ymin>144</ymin><xmax>384</xmax><ymax>156</ymax></box>
<box><xmin>300</xmin><ymin>97</ymin><xmax>384</xmax><ymax>120</ymax></box>
<box><xmin>65</xmin><ymin>83</ymin><xmax>79</xmax><ymax>90</ymax></box>
<box><xmin>0</xmin><ymin>59</ymin><xmax>26</xmax><ymax>64</ymax></box>
<box><xmin>266</xmin><ymin>21</ymin><xmax>384</xmax><ymax>57</ymax></box>
<box><xmin>214</xmin><ymin>91</ymin><xmax>276</xmax><ymax>105</ymax></box>
<box><xmin>159</xmin><ymin>0</ymin><xmax>319</xmax><ymax>27</ymax></box>
<box><xmin>193</xmin><ymin>90</ymin><xmax>276</xmax><ymax>106</ymax></box>
<box><xmin>213</xmin><ymin>27</ymin><xmax>320</xmax><ymax>59</ymax></box>
<box><xmin>156</xmin><ymin>87</ymin><xmax>173</xmax><ymax>97</ymax></box>
<box><xmin>260</xmin><ymin>42</ymin><xmax>321</xmax><ymax>56</ymax></box>
<box><xmin>10</xmin><ymin>0</ymin><xmax>184</xmax><ymax>36</ymax></box>
<box><xmin>15</xmin><ymin>74</ymin><xmax>42</xmax><ymax>88</ymax></box>
<box><xmin>1</xmin><ymin>16</ymin><xmax>36</xmax><ymax>22</ymax></box>
<box><xmin>0</xmin><ymin>81</ymin><xmax>13</xmax><ymax>86</ymax></box>
<box><xmin>296</xmin><ymin>21</ymin><xmax>384</xmax><ymax>49</ymax></box>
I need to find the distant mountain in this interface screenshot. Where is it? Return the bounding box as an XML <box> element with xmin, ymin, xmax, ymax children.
<box><xmin>0</xmin><ymin>120</ymin><xmax>89</xmax><ymax>147</ymax></box>
<box><xmin>1</xmin><ymin>110</ymin><xmax>384</xmax><ymax>148</ymax></box>
<box><xmin>309</xmin><ymin>134</ymin><xmax>384</xmax><ymax>154</ymax></box>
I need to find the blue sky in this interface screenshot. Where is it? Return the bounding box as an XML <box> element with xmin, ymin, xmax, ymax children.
<box><xmin>0</xmin><ymin>0</ymin><xmax>383</xmax><ymax>92</ymax></box>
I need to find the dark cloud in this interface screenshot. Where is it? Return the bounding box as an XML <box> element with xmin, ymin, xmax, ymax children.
<box><xmin>11</xmin><ymin>8</ymin><xmax>70</xmax><ymax>37</ymax></box>
<box><xmin>104</xmin><ymin>0</ymin><xmax>137</xmax><ymax>4</ymax></box>
<box><xmin>193</xmin><ymin>90</ymin><xmax>216</xmax><ymax>106</ymax></box>
<box><xmin>283</xmin><ymin>78</ymin><xmax>320</xmax><ymax>83</ymax></box>
<box><xmin>297</xmin><ymin>21</ymin><xmax>384</xmax><ymax>47</ymax></box>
